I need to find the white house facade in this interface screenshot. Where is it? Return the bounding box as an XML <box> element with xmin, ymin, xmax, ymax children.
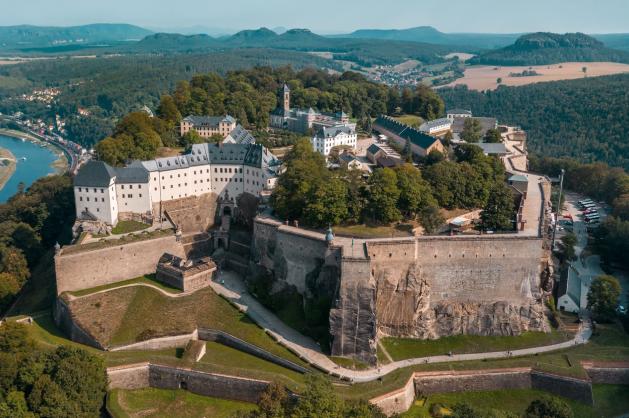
<box><xmin>311</xmin><ymin>125</ymin><xmax>357</xmax><ymax>156</ymax></box>
<box><xmin>74</xmin><ymin>142</ymin><xmax>280</xmax><ymax>226</ymax></box>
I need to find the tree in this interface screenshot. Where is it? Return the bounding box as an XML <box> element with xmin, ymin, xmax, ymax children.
<box><xmin>484</xmin><ymin>128</ymin><xmax>503</xmax><ymax>143</ymax></box>
<box><xmin>481</xmin><ymin>183</ymin><xmax>515</xmax><ymax>231</ymax></box>
<box><xmin>587</xmin><ymin>275</ymin><xmax>621</xmax><ymax>322</ymax></box>
<box><xmin>443</xmin><ymin>130</ymin><xmax>454</xmax><ymax>147</ymax></box>
<box><xmin>394</xmin><ymin>164</ymin><xmax>434</xmax><ymax>217</ymax></box>
<box><xmin>582</xmin><ymin>66</ymin><xmax>587</xmax><ymax>77</ymax></box>
<box><xmin>451</xmin><ymin>402</ymin><xmax>485</xmax><ymax>418</ymax></box>
<box><xmin>525</xmin><ymin>396</ymin><xmax>573</xmax><ymax>418</ymax></box>
<box><xmin>157</xmin><ymin>94</ymin><xmax>182</xmax><ymax>123</ymax></box>
<box><xmin>419</xmin><ymin>202</ymin><xmax>444</xmax><ymax>234</ymax></box>
<box><xmin>366</xmin><ymin>168</ymin><xmax>401</xmax><ymax>223</ymax></box>
<box><xmin>461</xmin><ymin>118</ymin><xmax>482</xmax><ymax>143</ymax></box>
<box><xmin>303</xmin><ymin>177</ymin><xmax>349</xmax><ymax>227</ymax></box>
<box><xmin>291</xmin><ymin>374</ymin><xmax>344</xmax><ymax>418</ymax></box>
<box><xmin>425</xmin><ymin>150</ymin><xmax>445</xmax><ymax>165</ymax></box>
<box><xmin>180</xmin><ymin>129</ymin><xmax>204</xmax><ymax>148</ymax></box>
<box><xmin>255</xmin><ymin>381</ymin><xmax>291</xmax><ymax>418</ymax></box>
<box><xmin>497</xmin><ymin>77</ymin><xmax>503</xmax><ymax>84</ymax></box>
<box><xmin>235</xmin><ymin>193</ymin><xmax>260</xmax><ymax>229</ymax></box>
<box><xmin>559</xmin><ymin>233</ymin><xmax>577</xmax><ymax>261</ymax></box>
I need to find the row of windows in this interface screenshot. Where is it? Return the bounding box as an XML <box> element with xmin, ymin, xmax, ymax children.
<box><xmin>120</xmin><ymin>194</ymin><xmax>142</xmax><ymax>199</ymax></box>
<box><xmin>78</xmin><ymin>187</ymin><xmax>105</xmax><ymax>193</ymax></box>
<box><xmin>119</xmin><ymin>184</ymin><xmax>142</xmax><ymax>190</ymax></box>
<box><xmin>79</xmin><ymin>196</ymin><xmax>105</xmax><ymax>202</ymax></box>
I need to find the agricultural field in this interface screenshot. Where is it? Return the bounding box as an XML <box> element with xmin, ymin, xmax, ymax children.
<box><xmin>445</xmin><ymin>61</ymin><xmax>629</xmax><ymax>90</ymax></box>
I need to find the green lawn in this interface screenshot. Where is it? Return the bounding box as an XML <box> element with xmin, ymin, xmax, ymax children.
<box><xmin>401</xmin><ymin>385</ymin><xmax>629</xmax><ymax>418</ymax></box>
<box><xmin>107</xmin><ymin>388</ymin><xmax>255</xmax><ymax>418</ymax></box>
<box><xmin>333</xmin><ymin>223</ymin><xmax>414</xmax><ymax>239</ymax></box>
<box><xmin>393</xmin><ymin>114</ymin><xmax>424</xmax><ymax>128</ymax></box>
<box><xmin>66</xmin><ymin>274</ymin><xmax>182</xmax><ymax>298</ymax></box>
<box><xmin>382</xmin><ymin>329</ymin><xmax>573</xmax><ymax>361</ymax></box>
<box><xmin>64</xmin><ymin>285</ymin><xmax>307</xmax><ymax>368</ymax></box>
<box><xmin>60</xmin><ymin>228</ymin><xmax>173</xmax><ymax>255</ymax></box>
<box><xmin>111</xmin><ymin>220</ymin><xmax>151</xmax><ymax>235</ymax></box>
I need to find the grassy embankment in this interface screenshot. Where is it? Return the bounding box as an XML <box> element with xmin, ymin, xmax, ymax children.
<box><xmin>111</xmin><ymin>220</ymin><xmax>151</xmax><ymax>235</ymax></box>
<box><xmin>381</xmin><ymin>329</ymin><xmax>573</xmax><ymax>361</ymax></box>
<box><xmin>401</xmin><ymin>385</ymin><xmax>629</xmax><ymax>418</ymax></box>
<box><xmin>393</xmin><ymin>114</ymin><xmax>424</xmax><ymax>128</ymax></box>
<box><xmin>107</xmin><ymin>387</ymin><xmax>256</xmax><ymax>418</ymax></box>
<box><xmin>0</xmin><ymin>146</ymin><xmax>16</xmax><ymax>191</ymax></box>
<box><xmin>333</xmin><ymin>222</ymin><xmax>415</xmax><ymax>238</ymax></box>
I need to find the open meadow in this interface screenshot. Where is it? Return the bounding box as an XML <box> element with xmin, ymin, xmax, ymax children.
<box><xmin>446</xmin><ymin>61</ymin><xmax>629</xmax><ymax>90</ymax></box>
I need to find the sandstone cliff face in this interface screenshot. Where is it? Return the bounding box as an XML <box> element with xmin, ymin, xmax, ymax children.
<box><xmin>374</xmin><ymin>262</ymin><xmax>549</xmax><ymax>340</ymax></box>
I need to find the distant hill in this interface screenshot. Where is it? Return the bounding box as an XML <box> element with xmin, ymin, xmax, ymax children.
<box><xmin>0</xmin><ymin>23</ymin><xmax>152</xmax><ymax>49</ymax></box>
<box><xmin>594</xmin><ymin>33</ymin><xmax>629</xmax><ymax>52</ymax></box>
<box><xmin>336</xmin><ymin>26</ymin><xmax>520</xmax><ymax>50</ymax></box>
<box><xmin>125</xmin><ymin>28</ymin><xmax>457</xmax><ymax>66</ymax></box>
<box><xmin>469</xmin><ymin>32</ymin><xmax>629</xmax><ymax>65</ymax></box>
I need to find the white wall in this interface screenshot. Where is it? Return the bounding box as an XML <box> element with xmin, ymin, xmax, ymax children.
<box><xmin>75</xmin><ymin>180</ymin><xmax>118</xmax><ymax>225</ymax></box>
<box><xmin>311</xmin><ymin>132</ymin><xmax>357</xmax><ymax>156</ymax></box>
<box><xmin>116</xmin><ymin>183</ymin><xmax>152</xmax><ymax>214</ymax></box>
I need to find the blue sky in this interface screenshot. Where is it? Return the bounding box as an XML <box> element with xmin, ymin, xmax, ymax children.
<box><xmin>4</xmin><ymin>0</ymin><xmax>629</xmax><ymax>34</ymax></box>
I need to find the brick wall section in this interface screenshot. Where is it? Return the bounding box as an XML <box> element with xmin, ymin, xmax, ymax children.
<box><xmin>148</xmin><ymin>364</ymin><xmax>270</xmax><ymax>403</ymax></box>
<box><xmin>370</xmin><ymin>375</ymin><xmax>416</xmax><ymax>416</ymax></box>
<box><xmin>55</xmin><ymin>235</ymin><xmax>186</xmax><ymax>294</ymax></box>
<box><xmin>108</xmin><ymin>363</ymin><xmax>150</xmax><ymax>390</ymax></box>
<box><xmin>584</xmin><ymin>366</ymin><xmax>629</xmax><ymax>384</ymax></box>
<box><xmin>531</xmin><ymin>371</ymin><xmax>593</xmax><ymax>404</ymax></box>
<box><xmin>414</xmin><ymin>369</ymin><xmax>532</xmax><ymax>395</ymax></box>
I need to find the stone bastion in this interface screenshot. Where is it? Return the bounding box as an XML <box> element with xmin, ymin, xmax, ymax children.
<box><xmin>252</xmin><ymin>216</ymin><xmax>553</xmax><ymax>364</ymax></box>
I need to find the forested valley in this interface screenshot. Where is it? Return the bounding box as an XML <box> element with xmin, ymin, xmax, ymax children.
<box><xmin>439</xmin><ymin>74</ymin><xmax>629</xmax><ymax>171</ymax></box>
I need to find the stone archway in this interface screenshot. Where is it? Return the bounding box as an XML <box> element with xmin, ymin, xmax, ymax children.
<box><xmin>223</xmin><ymin>206</ymin><xmax>232</xmax><ymax>217</ymax></box>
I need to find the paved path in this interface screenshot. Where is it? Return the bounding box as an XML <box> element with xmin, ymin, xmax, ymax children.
<box><xmin>211</xmin><ymin>271</ymin><xmax>592</xmax><ymax>383</ymax></box>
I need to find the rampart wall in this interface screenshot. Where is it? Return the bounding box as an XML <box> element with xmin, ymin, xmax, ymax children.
<box><xmin>107</xmin><ymin>363</ymin><xmax>271</xmax><ymax>404</ymax></box>
<box><xmin>252</xmin><ymin>217</ymin><xmax>550</xmax><ymax>363</ymax></box>
<box><xmin>54</xmin><ymin>234</ymin><xmax>186</xmax><ymax>295</ymax></box>
<box><xmin>371</xmin><ymin>368</ymin><xmax>594</xmax><ymax>416</ymax></box>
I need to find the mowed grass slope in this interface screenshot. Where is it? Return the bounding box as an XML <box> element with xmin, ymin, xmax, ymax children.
<box><xmin>64</xmin><ymin>285</ymin><xmax>305</xmax><ymax>364</ymax></box>
<box><xmin>107</xmin><ymin>388</ymin><xmax>255</xmax><ymax>418</ymax></box>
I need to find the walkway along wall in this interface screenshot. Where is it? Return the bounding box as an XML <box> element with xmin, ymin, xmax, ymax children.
<box><xmin>55</xmin><ymin>234</ymin><xmax>186</xmax><ymax>294</ymax></box>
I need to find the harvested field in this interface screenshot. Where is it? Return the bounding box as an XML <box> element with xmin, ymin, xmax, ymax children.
<box><xmin>445</xmin><ymin>61</ymin><xmax>629</xmax><ymax>91</ymax></box>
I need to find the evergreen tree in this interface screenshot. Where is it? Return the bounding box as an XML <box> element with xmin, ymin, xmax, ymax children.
<box><xmin>587</xmin><ymin>275</ymin><xmax>622</xmax><ymax>322</ymax></box>
<box><xmin>481</xmin><ymin>183</ymin><xmax>515</xmax><ymax>231</ymax></box>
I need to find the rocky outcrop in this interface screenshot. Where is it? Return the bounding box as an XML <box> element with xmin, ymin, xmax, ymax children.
<box><xmin>375</xmin><ymin>262</ymin><xmax>548</xmax><ymax>339</ymax></box>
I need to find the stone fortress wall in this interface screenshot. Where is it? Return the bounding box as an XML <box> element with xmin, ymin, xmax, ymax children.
<box><xmin>55</xmin><ymin>234</ymin><xmax>187</xmax><ymax>295</ymax></box>
<box><xmin>252</xmin><ymin>215</ymin><xmax>552</xmax><ymax>364</ymax></box>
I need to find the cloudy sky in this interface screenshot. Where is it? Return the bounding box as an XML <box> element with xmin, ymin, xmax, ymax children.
<box><xmin>3</xmin><ymin>0</ymin><xmax>629</xmax><ymax>34</ymax></box>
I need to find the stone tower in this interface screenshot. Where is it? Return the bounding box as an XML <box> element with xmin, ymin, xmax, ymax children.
<box><xmin>283</xmin><ymin>84</ymin><xmax>290</xmax><ymax>113</ymax></box>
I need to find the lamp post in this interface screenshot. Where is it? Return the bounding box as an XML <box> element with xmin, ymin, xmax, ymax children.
<box><xmin>551</xmin><ymin>169</ymin><xmax>565</xmax><ymax>252</ymax></box>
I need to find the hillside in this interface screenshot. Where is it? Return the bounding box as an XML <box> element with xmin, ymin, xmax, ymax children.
<box><xmin>337</xmin><ymin>26</ymin><xmax>519</xmax><ymax>50</ymax></box>
<box><xmin>439</xmin><ymin>74</ymin><xmax>629</xmax><ymax>170</ymax></box>
<box><xmin>124</xmin><ymin>29</ymin><xmax>456</xmax><ymax>66</ymax></box>
<box><xmin>469</xmin><ymin>32</ymin><xmax>629</xmax><ymax>65</ymax></box>
<box><xmin>0</xmin><ymin>23</ymin><xmax>152</xmax><ymax>49</ymax></box>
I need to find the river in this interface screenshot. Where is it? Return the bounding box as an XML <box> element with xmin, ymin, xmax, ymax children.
<box><xmin>0</xmin><ymin>134</ymin><xmax>60</xmax><ymax>203</ymax></box>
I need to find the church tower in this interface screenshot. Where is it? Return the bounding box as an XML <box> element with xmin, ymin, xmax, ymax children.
<box><xmin>283</xmin><ymin>84</ymin><xmax>290</xmax><ymax>113</ymax></box>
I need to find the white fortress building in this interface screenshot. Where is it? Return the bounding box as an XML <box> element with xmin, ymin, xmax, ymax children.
<box><xmin>311</xmin><ymin>124</ymin><xmax>357</xmax><ymax>156</ymax></box>
<box><xmin>74</xmin><ymin>142</ymin><xmax>280</xmax><ymax>226</ymax></box>
<box><xmin>180</xmin><ymin>115</ymin><xmax>237</xmax><ymax>139</ymax></box>
<box><xmin>419</xmin><ymin>117</ymin><xmax>452</xmax><ymax>136</ymax></box>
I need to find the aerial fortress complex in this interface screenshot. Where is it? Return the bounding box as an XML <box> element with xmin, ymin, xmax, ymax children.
<box><xmin>55</xmin><ymin>117</ymin><xmax>553</xmax><ymax>365</ymax></box>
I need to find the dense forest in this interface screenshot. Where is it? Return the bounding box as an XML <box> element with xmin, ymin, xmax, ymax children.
<box><xmin>0</xmin><ymin>322</ymin><xmax>107</xmax><ymax>417</ymax></box>
<box><xmin>439</xmin><ymin>74</ymin><xmax>629</xmax><ymax>171</ymax></box>
<box><xmin>469</xmin><ymin>32</ymin><xmax>629</xmax><ymax>65</ymax></box>
<box><xmin>0</xmin><ymin>175</ymin><xmax>75</xmax><ymax>314</ymax></box>
<box><xmin>95</xmin><ymin>67</ymin><xmax>445</xmax><ymax>164</ymax></box>
<box><xmin>271</xmin><ymin>140</ymin><xmax>513</xmax><ymax>232</ymax></box>
<box><xmin>0</xmin><ymin>51</ymin><xmax>339</xmax><ymax>146</ymax></box>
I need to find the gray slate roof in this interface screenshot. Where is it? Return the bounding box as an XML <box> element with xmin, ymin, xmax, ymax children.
<box><xmin>224</xmin><ymin>125</ymin><xmax>256</xmax><ymax>145</ymax></box>
<box><xmin>74</xmin><ymin>160</ymin><xmax>116</xmax><ymax>187</ymax></box>
<box><xmin>374</xmin><ymin>115</ymin><xmax>440</xmax><ymax>151</ymax></box>
<box><xmin>316</xmin><ymin>124</ymin><xmax>355</xmax><ymax>139</ymax></box>
<box><xmin>419</xmin><ymin>118</ymin><xmax>452</xmax><ymax>131</ymax></box>
<box><xmin>477</xmin><ymin>142</ymin><xmax>508</xmax><ymax>155</ymax></box>
<box><xmin>451</xmin><ymin>117</ymin><xmax>497</xmax><ymax>135</ymax></box>
<box><xmin>116</xmin><ymin>163</ymin><xmax>150</xmax><ymax>183</ymax></box>
<box><xmin>182</xmin><ymin>115</ymin><xmax>236</xmax><ymax>127</ymax></box>
<box><xmin>508</xmin><ymin>174</ymin><xmax>529</xmax><ymax>183</ymax></box>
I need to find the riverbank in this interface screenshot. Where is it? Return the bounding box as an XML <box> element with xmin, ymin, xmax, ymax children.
<box><xmin>0</xmin><ymin>128</ymin><xmax>68</xmax><ymax>175</ymax></box>
<box><xmin>0</xmin><ymin>146</ymin><xmax>16</xmax><ymax>192</ymax></box>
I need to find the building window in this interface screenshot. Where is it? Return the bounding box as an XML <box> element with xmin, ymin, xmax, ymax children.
<box><xmin>93</xmin><ymin>188</ymin><xmax>97</xmax><ymax>193</ymax></box>
<box><xmin>86</xmin><ymin>197</ymin><xmax>90</xmax><ymax>202</ymax></box>
<box><xmin>121</xmin><ymin>185</ymin><xmax>124</xmax><ymax>189</ymax></box>
<box><xmin>78</xmin><ymin>187</ymin><xmax>82</xmax><ymax>192</ymax></box>
<box><xmin>139</xmin><ymin>194</ymin><xmax>142</xmax><ymax>197</ymax></box>
<box><xmin>122</xmin><ymin>194</ymin><xmax>125</xmax><ymax>198</ymax></box>
<box><xmin>79</xmin><ymin>197</ymin><xmax>83</xmax><ymax>201</ymax></box>
<box><xmin>101</xmin><ymin>189</ymin><xmax>104</xmax><ymax>193</ymax></box>
<box><xmin>102</xmin><ymin>198</ymin><xmax>105</xmax><ymax>202</ymax></box>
